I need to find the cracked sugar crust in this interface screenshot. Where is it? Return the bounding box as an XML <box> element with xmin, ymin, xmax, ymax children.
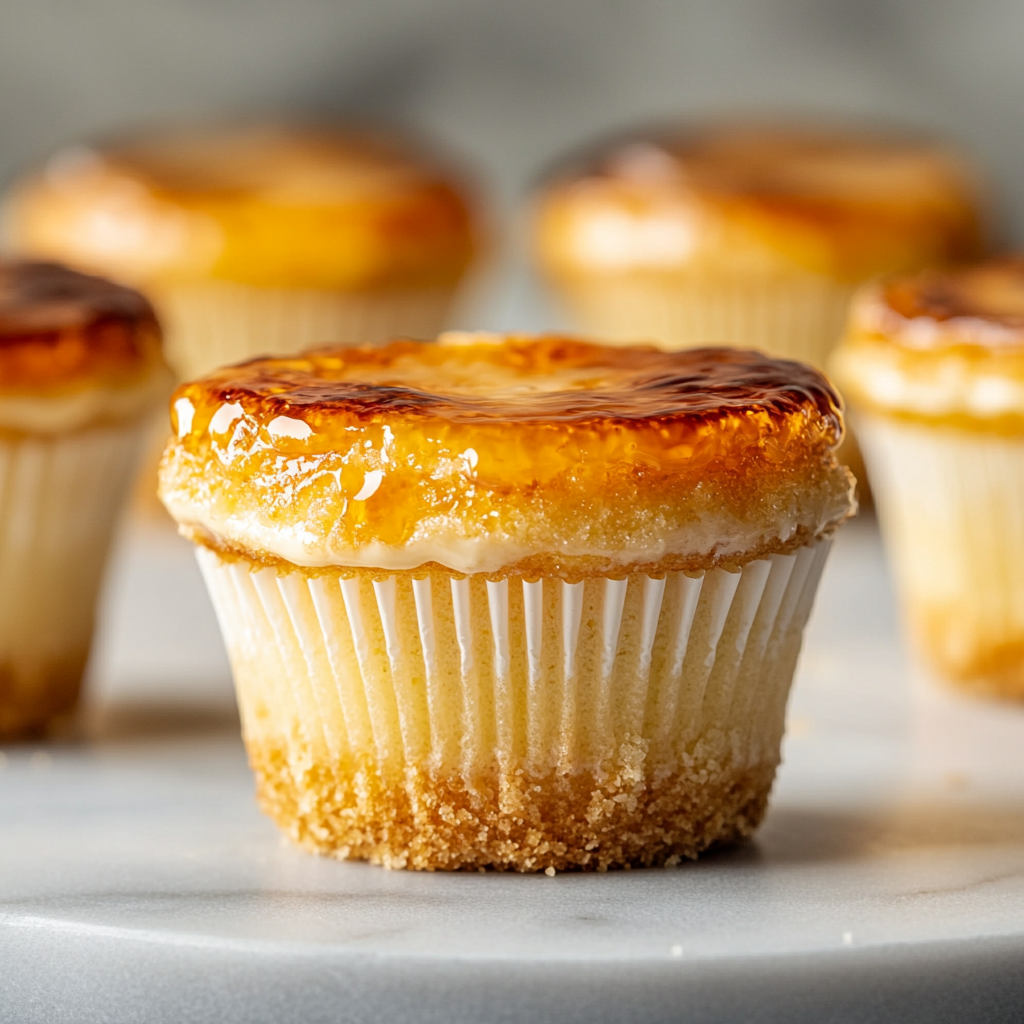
<box><xmin>250</xmin><ymin>741</ymin><xmax>777</xmax><ymax>871</ymax></box>
<box><xmin>160</xmin><ymin>334</ymin><xmax>855</xmax><ymax>575</ymax></box>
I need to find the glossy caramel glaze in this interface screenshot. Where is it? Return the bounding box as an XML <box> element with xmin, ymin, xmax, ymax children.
<box><xmin>6</xmin><ymin>126</ymin><xmax>477</xmax><ymax>291</ymax></box>
<box><xmin>833</xmin><ymin>258</ymin><xmax>1024</xmax><ymax>432</ymax></box>
<box><xmin>161</xmin><ymin>333</ymin><xmax>855</xmax><ymax>575</ymax></box>
<box><xmin>536</xmin><ymin>122</ymin><xmax>984</xmax><ymax>282</ymax></box>
<box><xmin>181</xmin><ymin>334</ymin><xmax>843</xmax><ymax>425</ymax></box>
<box><xmin>0</xmin><ymin>260</ymin><xmax>163</xmax><ymax>393</ymax></box>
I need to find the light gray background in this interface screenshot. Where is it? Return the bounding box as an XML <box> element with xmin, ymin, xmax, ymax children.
<box><xmin>1</xmin><ymin>0</ymin><xmax>1021</xmax><ymax>328</ymax></box>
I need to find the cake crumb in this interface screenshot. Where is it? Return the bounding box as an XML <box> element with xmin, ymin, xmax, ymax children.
<box><xmin>545</xmin><ymin>866</ymin><xmax>556</xmax><ymax>877</ymax></box>
<box><xmin>670</xmin><ymin>945</ymin><xmax>683</xmax><ymax>957</ymax></box>
<box><xmin>842</xmin><ymin>931</ymin><xmax>853</xmax><ymax>946</ymax></box>
<box><xmin>252</xmin><ymin>744</ymin><xmax>775</xmax><ymax>872</ymax></box>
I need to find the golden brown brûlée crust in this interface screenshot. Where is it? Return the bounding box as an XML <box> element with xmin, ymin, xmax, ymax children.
<box><xmin>834</xmin><ymin>257</ymin><xmax>1024</xmax><ymax>433</ymax></box>
<box><xmin>0</xmin><ymin>260</ymin><xmax>163</xmax><ymax>396</ymax></box>
<box><xmin>6</xmin><ymin>126</ymin><xmax>477</xmax><ymax>291</ymax></box>
<box><xmin>536</xmin><ymin>122</ymin><xmax>984</xmax><ymax>283</ymax></box>
<box><xmin>160</xmin><ymin>333</ymin><xmax>856</xmax><ymax>576</ymax></box>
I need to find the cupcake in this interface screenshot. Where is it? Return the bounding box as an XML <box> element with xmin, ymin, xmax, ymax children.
<box><xmin>833</xmin><ymin>257</ymin><xmax>1024</xmax><ymax>700</ymax></box>
<box><xmin>533</xmin><ymin>122</ymin><xmax>985</xmax><ymax>369</ymax></box>
<box><xmin>0</xmin><ymin>260</ymin><xmax>169</xmax><ymax>738</ymax></box>
<box><xmin>159</xmin><ymin>333</ymin><xmax>854</xmax><ymax>870</ymax></box>
<box><xmin>5</xmin><ymin>125</ymin><xmax>479</xmax><ymax>380</ymax></box>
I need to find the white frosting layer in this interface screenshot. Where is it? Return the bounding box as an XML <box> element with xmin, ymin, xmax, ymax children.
<box><xmin>166</xmin><ymin>498</ymin><xmax>830</xmax><ymax>575</ymax></box>
<box><xmin>832</xmin><ymin>342</ymin><xmax>1024</xmax><ymax>421</ymax></box>
<box><xmin>0</xmin><ymin>364</ymin><xmax>170</xmax><ymax>434</ymax></box>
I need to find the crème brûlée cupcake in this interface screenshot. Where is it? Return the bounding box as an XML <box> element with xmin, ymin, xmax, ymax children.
<box><xmin>534</xmin><ymin>122</ymin><xmax>985</xmax><ymax>368</ymax></box>
<box><xmin>0</xmin><ymin>260</ymin><xmax>169</xmax><ymax>738</ymax></box>
<box><xmin>5</xmin><ymin>125</ymin><xmax>479</xmax><ymax>380</ymax></box>
<box><xmin>159</xmin><ymin>333</ymin><xmax>855</xmax><ymax>870</ymax></box>
<box><xmin>832</xmin><ymin>257</ymin><xmax>1024</xmax><ymax>700</ymax></box>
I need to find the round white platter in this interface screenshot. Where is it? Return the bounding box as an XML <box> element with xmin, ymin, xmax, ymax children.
<box><xmin>2</xmin><ymin>520</ymin><xmax>1023</xmax><ymax>1023</ymax></box>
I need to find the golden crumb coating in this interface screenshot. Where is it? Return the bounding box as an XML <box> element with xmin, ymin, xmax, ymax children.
<box><xmin>6</xmin><ymin>126</ymin><xmax>477</xmax><ymax>292</ymax></box>
<box><xmin>160</xmin><ymin>333</ymin><xmax>855</xmax><ymax>575</ymax></box>
<box><xmin>0</xmin><ymin>260</ymin><xmax>161</xmax><ymax>391</ymax></box>
<box><xmin>536</xmin><ymin>122</ymin><xmax>983</xmax><ymax>284</ymax></box>
<box><xmin>833</xmin><ymin>256</ymin><xmax>1024</xmax><ymax>433</ymax></box>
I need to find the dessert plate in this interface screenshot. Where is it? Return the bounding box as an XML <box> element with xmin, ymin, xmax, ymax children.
<box><xmin>1</xmin><ymin>520</ymin><xmax>1023</xmax><ymax>1023</ymax></box>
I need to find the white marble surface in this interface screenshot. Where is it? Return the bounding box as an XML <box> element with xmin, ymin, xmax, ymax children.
<box><xmin>2</xmin><ymin>518</ymin><xmax>1024</xmax><ymax>1023</ymax></box>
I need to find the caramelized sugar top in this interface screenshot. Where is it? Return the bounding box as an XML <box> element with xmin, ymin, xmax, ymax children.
<box><xmin>870</xmin><ymin>257</ymin><xmax>1024</xmax><ymax>347</ymax></box>
<box><xmin>177</xmin><ymin>333</ymin><xmax>842</xmax><ymax>428</ymax></box>
<box><xmin>537</xmin><ymin>122</ymin><xmax>983</xmax><ymax>280</ymax></box>
<box><xmin>0</xmin><ymin>260</ymin><xmax>163</xmax><ymax>393</ymax></box>
<box><xmin>7</xmin><ymin>126</ymin><xmax>477</xmax><ymax>290</ymax></box>
<box><xmin>162</xmin><ymin>335</ymin><xmax>853</xmax><ymax>574</ymax></box>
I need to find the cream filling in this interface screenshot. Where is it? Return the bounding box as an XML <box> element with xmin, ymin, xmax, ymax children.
<box><xmin>832</xmin><ymin>342</ymin><xmax>1024</xmax><ymax>421</ymax></box>
<box><xmin>163</xmin><ymin>495</ymin><xmax>835</xmax><ymax>575</ymax></box>
<box><xmin>0</xmin><ymin>363</ymin><xmax>171</xmax><ymax>434</ymax></box>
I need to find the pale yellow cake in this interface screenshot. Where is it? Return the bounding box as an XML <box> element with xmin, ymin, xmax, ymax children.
<box><xmin>160</xmin><ymin>333</ymin><xmax>855</xmax><ymax>870</ymax></box>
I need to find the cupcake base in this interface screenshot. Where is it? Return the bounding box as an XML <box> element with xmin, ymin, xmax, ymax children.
<box><xmin>0</xmin><ymin>424</ymin><xmax>141</xmax><ymax>738</ymax></box>
<box><xmin>250</xmin><ymin>745</ymin><xmax>774</xmax><ymax>871</ymax></box>
<box><xmin>156</xmin><ymin>281</ymin><xmax>458</xmax><ymax>380</ymax></box>
<box><xmin>197</xmin><ymin>540</ymin><xmax>830</xmax><ymax>870</ymax></box>
<box><xmin>858</xmin><ymin>414</ymin><xmax>1024</xmax><ymax>699</ymax></box>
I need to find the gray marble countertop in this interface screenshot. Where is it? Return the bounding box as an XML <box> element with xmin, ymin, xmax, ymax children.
<box><xmin>2</xmin><ymin>519</ymin><xmax>1023</xmax><ymax>1023</ymax></box>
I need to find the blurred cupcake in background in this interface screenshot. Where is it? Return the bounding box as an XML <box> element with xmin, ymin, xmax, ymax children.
<box><xmin>533</xmin><ymin>120</ymin><xmax>986</xmax><ymax>369</ymax></box>
<box><xmin>4</xmin><ymin>124</ymin><xmax>480</xmax><ymax>381</ymax></box>
<box><xmin>832</xmin><ymin>257</ymin><xmax>1024</xmax><ymax>700</ymax></box>
<box><xmin>0</xmin><ymin>261</ymin><xmax>169</xmax><ymax>738</ymax></box>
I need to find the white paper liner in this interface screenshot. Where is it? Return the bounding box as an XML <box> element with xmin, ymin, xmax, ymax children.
<box><xmin>858</xmin><ymin>414</ymin><xmax>1024</xmax><ymax>689</ymax></box>
<box><xmin>198</xmin><ymin>541</ymin><xmax>830</xmax><ymax>781</ymax></box>
<box><xmin>154</xmin><ymin>282</ymin><xmax>458</xmax><ymax>380</ymax></box>
<box><xmin>556</xmin><ymin>274</ymin><xmax>856</xmax><ymax>369</ymax></box>
<box><xmin>0</xmin><ymin>424</ymin><xmax>142</xmax><ymax>734</ymax></box>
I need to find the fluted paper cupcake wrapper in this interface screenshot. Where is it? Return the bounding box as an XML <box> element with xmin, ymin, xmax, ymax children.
<box><xmin>558</xmin><ymin>274</ymin><xmax>856</xmax><ymax>369</ymax></box>
<box><xmin>0</xmin><ymin>424</ymin><xmax>142</xmax><ymax>736</ymax></box>
<box><xmin>197</xmin><ymin>541</ymin><xmax>830</xmax><ymax>868</ymax></box>
<box><xmin>155</xmin><ymin>282</ymin><xmax>458</xmax><ymax>380</ymax></box>
<box><xmin>859</xmin><ymin>414</ymin><xmax>1024</xmax><ymax>696</ymax></box>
